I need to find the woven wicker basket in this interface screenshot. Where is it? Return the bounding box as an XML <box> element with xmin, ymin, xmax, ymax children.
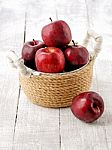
<box><xmin>7</xmin><ymin>30</ymin><xmax>102</xmax><ymax>108</ymax></box>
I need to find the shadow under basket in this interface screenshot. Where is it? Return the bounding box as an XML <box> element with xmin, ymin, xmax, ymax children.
<box><xmin>19</xmin><ymin>59</ymin><xmax>94</xmax><ymax>108</ymax></box>
<box><xmin>8</xmin><ymin>29</ymin><xmax>102</xmax><ymax>108</ymax></box>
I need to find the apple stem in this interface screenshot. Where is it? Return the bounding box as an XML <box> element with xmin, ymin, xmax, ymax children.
<box><xmin>72</xmin><ymin>40</ymin><xmax>78</xmax><ymax>46</ymax></box>
<box><xmin>33</xmin><ymin>39</ymin><xmax>37</xmax><ymax>45</ymax></box>
<box><xmin>49</xmin><ymin>17</ymin><xmax>53</xmax><ymax>22</ymax></box>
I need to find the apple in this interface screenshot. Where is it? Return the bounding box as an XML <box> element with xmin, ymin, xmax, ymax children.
<box><xmin>64</xmin><ymin>41</ymin><xmax>89</xmax><ymax>71</ymax></box>
<box><xmin>22</xmin><ymin>39</ymin><xmax>45</xmax><ymax>61</ymax></box>
<box><xmin>41</xmin><ymin>18</ymin><xmax>72</xmax><ymax>47</ymax></box>
<box><xmin>35</xmin><ymin>47</ymin><xmax>65</xmax><ymax>73</ymax></box>
<box><xmin>71</xmin><ymin>91</ymin><xmax>104</xmax><ymax>123</ymax></box>
<box><xmin>22</xmin><ymin>39</ymin><xmax>45</xmax><ymax>70</ymax></box>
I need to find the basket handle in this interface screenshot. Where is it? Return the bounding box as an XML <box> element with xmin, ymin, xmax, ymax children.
<box><xmin>6</xmin><ymin>50</ymin><xmax>35</xmax><ymax>76</ymax></box>
<box><xmin>83</xmin><ymin>29</ymin><xmax>103</xmax><ymax>60</ymax></box>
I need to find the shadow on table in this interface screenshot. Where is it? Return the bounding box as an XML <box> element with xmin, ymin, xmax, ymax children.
<box><xmin>90</xmin><ymin>111</ymin><xmax>112</xmax><ymax>126</ymax></box>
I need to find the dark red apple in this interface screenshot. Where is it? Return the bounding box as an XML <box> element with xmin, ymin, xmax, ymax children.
<box><xmin>35</xmin><ymin>47</ymin><xmax>65</xmax><ymax>73</ymax></box>
<box><xmin>22</xmin><ymin>39</ymin><xmax>45</xmax><ymax>61</ymax></box>
<box><xmin>64</xmin><ymin>41</ymin><xmax>89</xmax><ymax>71</ymax></box>
<box><xmin>41</xmin><ymin>18</ymin><xmax>72</xmax><ymax>47</ymax></box>
<box><xmin>22</xmin><ymin>39</ymin><xmax>45</xmax><ymax>70</ymax></box>
<box><xmin>71</xmin><ymin>91</ymin><xmax>104</xmax><ymax>123</ymax></box>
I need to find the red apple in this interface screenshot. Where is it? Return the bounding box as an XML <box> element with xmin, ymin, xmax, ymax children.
<box><xmin>35</xmin><ymin>47</ymin><xmax>65</xmax><ymax>73</ymax></box>
<box><xmin>71</xmin><ymin>91</ymin><xmax>104</xmax><ymax>123</ymax></box>
<box><xmin>22</xmin><ymin>39</ymin><xmax>45</xmax><ymax>61</ymax></box>
<box><xmin>41</xmin><ymin>18</ymin><xmax>72</xmax><ymax>47</ymax></box>
<box><xmin>64</xmin><ymin>41</ymin><xmax>89</xmax><ymax>71</ymax></box>
<box><xmin>22</xmin><ymin>39</ymin><xmax>45</xmax><ymax>70</ymax></box>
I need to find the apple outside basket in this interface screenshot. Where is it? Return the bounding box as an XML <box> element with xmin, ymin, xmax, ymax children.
<box><xmin>7</xmin><ymin>30</ymin><xmax>103</xmax><ymax>108</ymax></box>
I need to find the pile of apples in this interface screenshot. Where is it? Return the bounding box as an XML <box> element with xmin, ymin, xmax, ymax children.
<box><xmin>21</xmin><ymin>19</ymin><xmax>104</xmax><ymax>123</ymax></box>
<box><xmin>22</xmin><ymin>18</ymin><xmax>89</xmax><ymax>73</ymax></box>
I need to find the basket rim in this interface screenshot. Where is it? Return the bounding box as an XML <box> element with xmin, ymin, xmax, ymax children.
<box><xmin>25</xmin><ymin>55</ymin><xmax>95</xmax><ymax>77</ymax></box>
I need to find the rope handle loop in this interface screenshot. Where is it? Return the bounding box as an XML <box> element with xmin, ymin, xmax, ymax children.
<box><xmin>6</xmin><ymin>50</ymin><xmax>34</xmax><ymax>76</ymax></box>
<box><xmin>83</xmin><ymin>29</ymin><xmax>103</xmax><ymax>59</ymax></box>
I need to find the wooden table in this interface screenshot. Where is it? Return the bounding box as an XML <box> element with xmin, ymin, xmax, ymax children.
<box><xmin>0</xmin><ymin>0</ymin><xmax>112</xmax><ymax>149</ymax></box>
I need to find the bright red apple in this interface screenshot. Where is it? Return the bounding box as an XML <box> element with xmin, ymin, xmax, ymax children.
<box><xmin>64</xmin><ymin>41</ymin><xmax>89</xmax><ymax>71</ymax></box>
<box><xmin>35</xmin><ymin>47</ymin><xmax>65</xmax><ymax>73</ymax></box>
<box><xmin>41</xmin><ymin>18</ymin><xmax>72</xmax><ymax>47</ymax></box>
<box><xmin>71</xmin><ymin>91</ymin><xmax>104</xmax><ymax>123</ymax></box>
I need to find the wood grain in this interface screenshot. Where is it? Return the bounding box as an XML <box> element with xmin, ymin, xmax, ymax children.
<box><xmin>12</xmin><ymin>3</ymin><xmax>60</xmax><ymax>149</ymax></box>
<box><xmin>85</xmin><ymin>0</ymin><xmax>112</xmax><ymax>60</ymax></box>
<box><xmin>59</xmin><ymin>60</ymin><xmax>112</xmax><ymax>150</ymax></box>
<box><xmin>0</xmin><ymin>8</ymin><xmax>25</xmax><ymax>54</ymax></box>
<box><xmin>0</xmin><ymin>0</ymin><xmax>112</xmax><ymax>150</ymax></box>
<box><xmin>0</xmin><ymin>52</ymin><xmax>19</xmax><ymax>150</ymax></box>
<box><xmin>56</xmin><ymin>0</ymin><xmax>89</xmax><ymax>43</ymax></box>
<box><xmin>0</xmin><ymin>4</ymin><xmax>25</xmax><ymax>149</ymax></box>
<box><xmin>13</xmin><ymin>91</ymin><xmax>60</xmax><ymax>150</ymax></box>
<box><xmin>25</xmin><ymin>0</ymin><xmax>57</xmax><ymax>41</ymax></box>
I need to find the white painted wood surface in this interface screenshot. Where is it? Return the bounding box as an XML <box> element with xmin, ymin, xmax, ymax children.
<box><xmin>0</xmin><ymin>0</ymin><xmax>112</xmax><ymax>150</ymax></box>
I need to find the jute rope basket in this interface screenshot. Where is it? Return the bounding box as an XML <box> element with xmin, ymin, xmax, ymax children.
<box><xmin>7</xmin><ymin>30</ymin><xmax>103</xmax><ymax>108</ymax></box>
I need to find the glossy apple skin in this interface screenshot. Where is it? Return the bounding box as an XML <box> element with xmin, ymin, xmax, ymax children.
<box><xmin>22</xmin><ymin>40</ymin><xmax>45</xmax><ymax>70</ymax></box>
<box><xmin>35</xmin><ymin>47</ymin><xmax>65</xmax><ymax>73</ymax></box>
<box><xmin>41</xmin><ymin>20</ymin><xmax>72</xmax><ymax>47</ymax></box>
<box><xmin>22</xmin><ymin>40</ymin><xmax>45</xmax><ymax>61</ymax></box>
<box><xmin>64</xmin><ymin>45</ymin><xmax>89</xmax><ymax>71</ymax></box>
<box><xmin>71</xmin><ymin>91</ymin><xmax>104</xmax><ymax>123</ymax></box>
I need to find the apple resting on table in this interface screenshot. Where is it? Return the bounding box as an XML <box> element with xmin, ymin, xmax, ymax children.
<box><xmin>71</xmin><ymin>91</ymin><xmax>104</xmax><ymax>123</ymax></box>
<box><xmin>64</xmin><ymin>41</ymin><xmax>89</xmax><ymax>71</ymax></box>
<box><xmin>22</xmin><ymin>39</ymin><xmax>45</xmax><ymax>70</ymax></box>
<box><xmin>35</xmin><ymin>47</ymin><xmax>65</xmax><ymax>73</ymax></box>
<box><xmin>41</xmin><ymin>18</ymin><xmax>72</xmax><ymax>47</ymax></box>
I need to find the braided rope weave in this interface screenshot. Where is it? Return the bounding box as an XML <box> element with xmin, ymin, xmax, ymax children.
<box><xmin>7</xmin><ymin>30</ymin><xmax>103</xmax><ymax>108</ymax></box>
<box><xmin>19</xmin><ymin>59</ymin><xmax>94</xmax><ymax>108</ymax></box>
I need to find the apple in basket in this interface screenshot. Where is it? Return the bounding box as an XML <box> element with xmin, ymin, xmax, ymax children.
<box><xmin>22</xmin><ymin>39</ymin><xmax>45</xmax><ymax>69</ymax></box>
<box><xmin>41</xmin><ymin>18</ymin><xmax>72</xmax><ymax>47</ymax></box>
<box><xmin>35</xmin><ymin>47</ymin><xmax>65</xmax><ymax>73</ymax></box>
<box><xmin>64</xmin><ymin>40</ymin><xmax>89</xmax><ymax>71</ymax></box>
<box><xmin>71</xmin><ymin>91</ymin><xmax>104</xmax><ymax>123</ymax></box>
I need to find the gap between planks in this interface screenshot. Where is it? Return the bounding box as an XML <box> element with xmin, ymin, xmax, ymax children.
<box><xmin>55</xmin><ymin>0</ymin><xmax>91</xmax><ymax>150</ymax></box>
<box><xmin>12</xmin><ymin>11</ymin><xmax>27</xmax><ymax>149</ymax></box>
<box><xmin>12</xmin><ymin>86</ymin><xmax>21</xmax><ymax>147</ymax></box>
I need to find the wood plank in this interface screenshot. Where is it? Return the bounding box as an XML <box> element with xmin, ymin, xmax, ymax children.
<box><xmin>59</xmin><ymin>59</ymin><xmax>112</xmax><ymax>150</ymax></box>
<box><xmin>0</xmin><ymin>4</ymin><xmax>25</xmax><ymax>149</ymax></box>
<box><xmin>13</xmin><ymin>1</ymin><xmax>60</xmax><ymax>149</ymax></box>
<box><xmin>56</xmin><ymin>0</ymin><xmax>89</xmax><ymax>43</ymax></box>
<box><xmin>93</xmin><ymin>59</ymin><xmax>112</xmax><ymax>150</ymax></box>
<box><xmin>0</xmin><ymin>53</ymin><xmax>19</xmax><ymax>150</ymax></box>
<box><xmin>25</xmin><ymin>0</ymin><xmax>57</xmax><ymax>41</ymax></box>
<box><xmin>13</xmin><ymin>91</ymin><xmax>60</xmax><ymax>150</ymax></box>
<box><xmin>0</xmin><ymin>5</ymin><xmax>25</xmax><ymax>54</ymax></box>
<box><xmin>1</xmin><ymin>0</ymin><xmax>112</xmax><ymax>149</ymax></box>
<box><xmin>55</xmin><ymin>0</ymin><xmax>92</xmax><ymax>149</ymax></box>
<box><xmin>56</xmin><ymin>0</ymin><xmax>111</xmax><ymax>150</ymax></box>
<box><xmin>85</xmin><ymin>0</ymin><xmax>112</xmax><ymax>60</ymax></box>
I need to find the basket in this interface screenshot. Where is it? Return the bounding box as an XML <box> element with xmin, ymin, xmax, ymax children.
<box><xmin>7</xmin><ymin>30</ymin><xmax>103</xmax><ymax>108</ymax></box>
